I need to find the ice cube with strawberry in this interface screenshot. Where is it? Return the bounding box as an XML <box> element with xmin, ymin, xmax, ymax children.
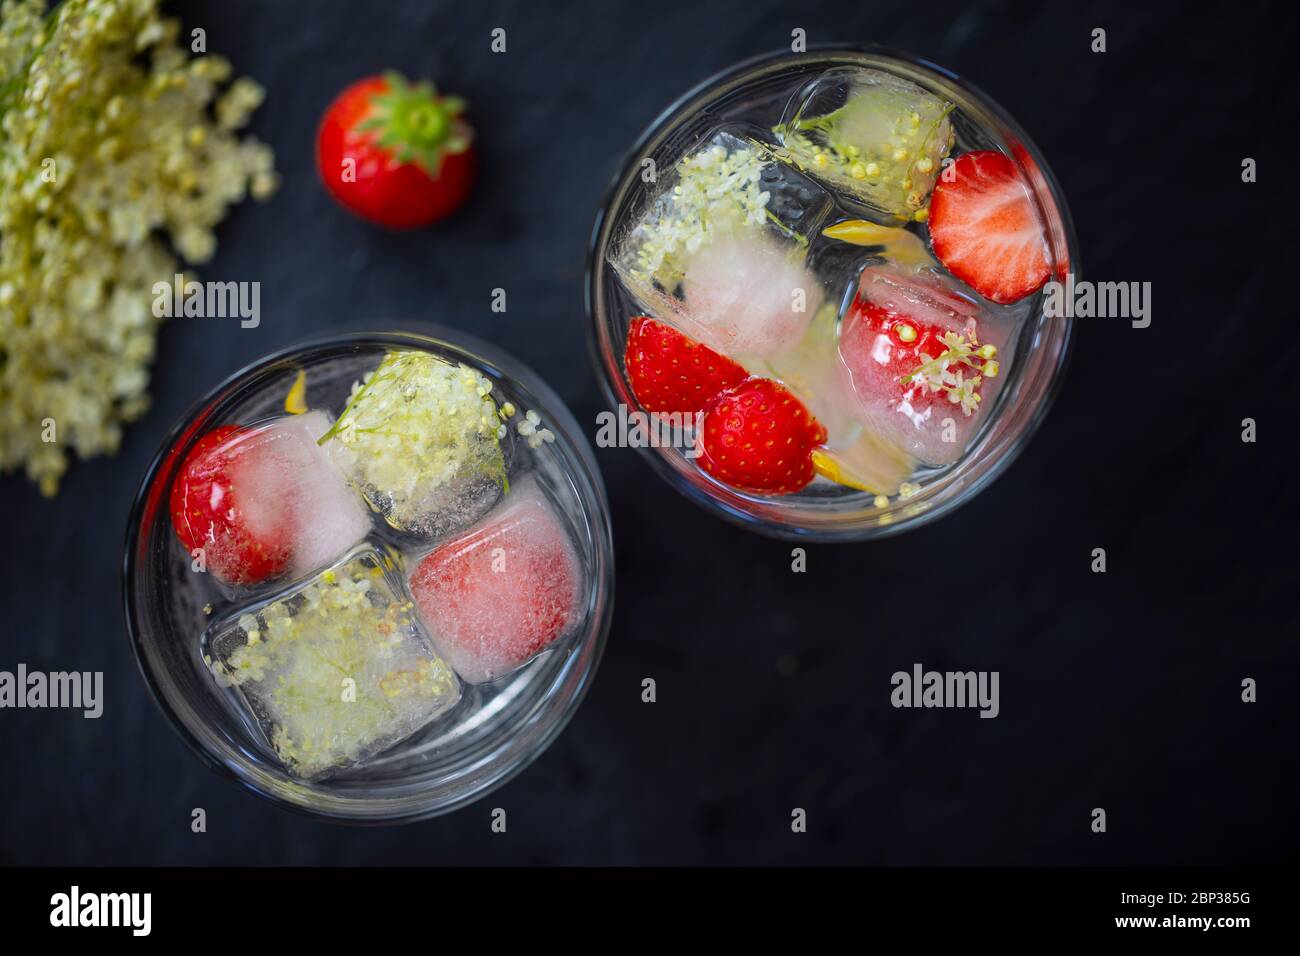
<box><xmin>837</xmin><ymin>265</ymin><xmax>1008</xmax><ymax>466</ymax></box>
<box><xmin>169</xmin><ymin>410</ymin><xmax>371</xmax><ymax>586</ymax></box>
<box><xmin>408</xmin><ymin>480</ymin><xmax>584</xmax><ymax>684</ymax></box>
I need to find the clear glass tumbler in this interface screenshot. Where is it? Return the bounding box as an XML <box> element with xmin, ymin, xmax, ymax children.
<box><xmin>124</xmin><ymin>329</ymin><xmax>614</xmax><ymax>823</ymax></box>
<box><xmin>587</xmin><ymin>46</ymin><xmax>1078</xmax><ymax>541</ymax></box>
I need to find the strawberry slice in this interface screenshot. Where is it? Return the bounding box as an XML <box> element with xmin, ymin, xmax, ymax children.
<box><xmin>169</xmin><ymin>425</ymin><xmax>293</xmax><ymax>585</ymax></box>
<box><xmin>696</xmin><ymin>378</ymin><xmax>827</xmax><ymax>494</ymax></box>
<box><xmin>624</xmin><ymin>316</ymin><xmax>748</xmax><ymax>414</ymax></box>
<box><xmin>928</xmin><ymin>150</ymin><xmax>1050</xmax><ymax>304</ymax></box>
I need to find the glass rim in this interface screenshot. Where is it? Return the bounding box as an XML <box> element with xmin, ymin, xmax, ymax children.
<box><xmin>585</xmin><ymin>44</ymin><xmax>1079</xmax><ymax>542</ymax></box>
<box><xmin>122</xmin><ymin>327</ymin><xmax>616</xmax><ymax>824</ymax></box>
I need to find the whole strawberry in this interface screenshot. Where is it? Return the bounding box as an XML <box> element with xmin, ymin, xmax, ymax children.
<box><xmin>316</xmin><ymin>72</ymin><xmax>476</xmax><ymax>229</ymax></box>
<box><xmin>696</xmin><ymin>378</ymin><xmax>827</xmax><ymax>494</ymax></box>
<box><xmin>624</xmin><ymin>316</ymin><xmax>748</xmax><ymax>414</ymax></box>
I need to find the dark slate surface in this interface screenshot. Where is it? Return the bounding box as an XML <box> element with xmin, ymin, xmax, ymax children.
<box><xmin>1</xmin><ymin>0</ymin><xmax>1296</xmax><ymax>865</ymax></box>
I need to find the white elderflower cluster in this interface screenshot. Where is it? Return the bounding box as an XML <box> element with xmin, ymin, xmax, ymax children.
<box><xmin>319</xmin><ymin>350</ymin><xmax>507</xmax><ymax>533</ymax></box>
<box><xmin>0</xmin><ymin>0</ymin><xmax>277</xmax><ymax>495</ymax></box>
<box><xmin>625</xmin><ymin>141</ymin><xmax>770</xmax><ymax>289</ymax></box>
<box><xmin>901</xmin><ymin>330</ymin><xmax>1000</xmax><ymax>417</ymax></box>
<box><xmin>515</xmin><ymin>408</ymin><xmax>555</xmax><ymax>449</ymax></box>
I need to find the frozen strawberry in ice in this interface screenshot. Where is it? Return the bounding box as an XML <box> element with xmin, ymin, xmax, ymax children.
<box><xmin>838</xmin><ymin>266</ymin><xmax>1007</xmax><ymax>466</ymax></box>
<box><xmin>408</xmin><ymin>482</ymin><xmax>583</xmax><ymax>684</ymax></box>
<box><xmin>170</xmin><ymin>410</ymin><xmax>370</xmax><ymax>586</ymax></box>
<box><xmin>171</xmin><ymin>425</ymin><xmax>292</xmax><ymax>585</ymax></box>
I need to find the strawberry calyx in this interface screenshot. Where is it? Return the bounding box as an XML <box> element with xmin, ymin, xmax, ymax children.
<box><xmin>357</xmin><ymin>72</ymin><xmax>472</xmax><ymax>178</ymax></box>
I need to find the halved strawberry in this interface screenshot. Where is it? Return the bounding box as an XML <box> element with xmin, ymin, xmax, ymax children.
<box><xmin>624</xmin><ymin>316</ymin><xmax>748</xmax><ymax>414</ymax></box>
<box><xmin>696</xmin><ymin>378</ymin><xmax>827</xmax><ymax>494</ymax></box>
<box><xmin>929</xmin><ymin>150</ymin><xmax>1050</xmax><ymax>304</ymax></box>
<box><xmin>169</xmin><ymin>425</ymin><xmax>293</xmax><ymax>586</ymax></box>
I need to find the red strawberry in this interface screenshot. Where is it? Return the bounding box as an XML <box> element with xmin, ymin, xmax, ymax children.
<box><xmin>169</xmin><ymin>425</ymin><xmax>292</xmax><ymax>585</ymax></box>
<box><xmin>929</xmin><ymin>150</ymin><xmax>1050</xmax><ymax>304</ymax></box>
<box><xmin>696</xmin><ymin>378</ymin><xmax>827</xmax><ymax>494</ymax></box>
<box><xmin>316</xmin><ymin>72</ymin><xmax>476</xmax><ymax>229</ymax></box>
<box><xmin>624</xmin><ymin>316</ymin><xmax>749</xmax><ymax>414</ymax></box>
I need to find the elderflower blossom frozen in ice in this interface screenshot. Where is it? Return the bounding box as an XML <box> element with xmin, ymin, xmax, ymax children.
<box><xmin>515</xmin><ymin>409</ymin><xmax>555</xmax><ymax>449</ymax></box>
<box><xmin>776</xmin><ymin>69</ymin><xmax>954</xmax><ymax>220</ymax></box>
<box><xmin>210</xmin><ymin>547</ymin><xmax>460</xmax><ymax>778</ymax></box>
<box><xmin>622</xmin><ymin>141</ymin><xmax>771</xmax><ymax>289</ymax></box>
<box><xmin>320</xmin><ymin>350</ymin><xmax>507</xmax><ymax>535</ymax></box>
<box><xmin>0</xmin><ymin>0</ymin><xmax>277</xmax><ymax>495</ymax></box>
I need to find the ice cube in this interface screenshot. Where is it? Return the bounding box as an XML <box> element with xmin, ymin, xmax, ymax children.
<box><xmin>320</xmin><ymin>350</ymin><xmax>508</xmax><ymax>537</ymax></box>
<box><xmin>676</xmin><ymin>229</ymin><xmax>823</xmax><ymax>359</ymax></box>
<box><xmin>611</xmin><ymin>129</ymin><xmax>831</xmax><ymax>361</ymax></box>
<box><xmin>837</xmin><ymin>264</ymin><xmax>1008</xmax><ymax>465</ymax></box>
<box><xmin>408</xmin><ymin>479</ymin><xmax>584</xmax><ymax>684</ymax></box>
<box><xmin>208</xmin><ymin>545</ymin><xmax>460</xmax><ymax>779</ymax></box>
<box><xmin>233</xmin><ymin>410</ymin><xmax>372</xmax><ymax>578</ymax></box>
<box><xmin>776</xmin><ymin>67</ymin><xmax>954</xmax><ymax>221</ymax></box>
<box><xmin>178</xmin><ymin>410</ymin><xmax>371</xmax><ymax>586</ymax></box>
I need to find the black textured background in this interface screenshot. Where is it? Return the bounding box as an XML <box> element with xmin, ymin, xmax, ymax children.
<box><xmin>2</xmin><ymin>0</ymin><xmax>1297</xmax><ymax>865</ymax></box>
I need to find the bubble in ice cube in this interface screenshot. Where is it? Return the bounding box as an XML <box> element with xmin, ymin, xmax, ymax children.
<box><xmin>408</xmin><ymin>479</ymin><xmax>583</xmax><ymax>684</ymax></box>
<box><xmin>837</xmin><ymin>264</ymin><xmax>1009</xmax><ymax>465</ymax></box>
<box><xmin>320</xmin><ymin>350</ymin><xmax>508</xmax><ymax>537</ymax></box>
<box><xmin>776</xmin><ymin>67</ymin><xmax>955</xmax><ymax>221</ymax></box>
<box><xmin>208</xmin><ymin>545</ymin><xmax>460</xmax><ymax>778</ymax></box>
<box><xmin>611</xmin><ymin>129</ymin><xmax>830</xmax><ymax>360</ymax></box>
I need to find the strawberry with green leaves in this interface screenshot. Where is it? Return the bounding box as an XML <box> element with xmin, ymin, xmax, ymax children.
<box><xmin>316</xmin><ymin>72</ymin><xmax>476</xmax><ymax>229</ymax></box>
